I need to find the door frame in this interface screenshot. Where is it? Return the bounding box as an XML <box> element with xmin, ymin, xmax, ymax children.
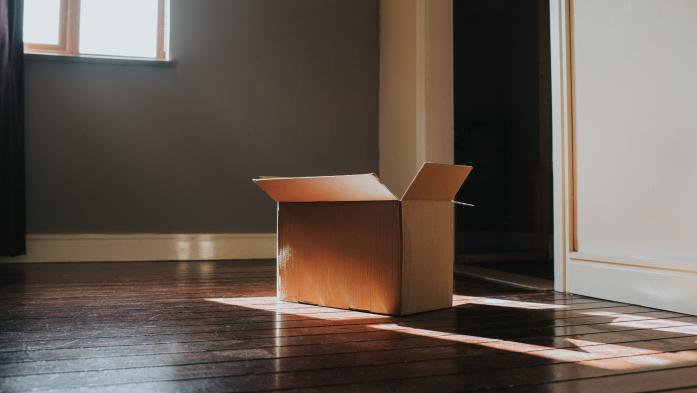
<box><xmin>379</xmin><ymin>0</ymin><xmax>572</xmax><ymax>292</ymax></box>
<box><xmin>549</xmin><ymin>0</ymin><xmax>697</xmax><ymax>314</ymax></box>
<box><xmin>549</xmin><ymin>0</ymin><xmax>574</xmax><ymax>292</ymax></box>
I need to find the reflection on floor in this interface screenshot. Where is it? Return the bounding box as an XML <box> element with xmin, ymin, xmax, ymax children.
<box><xmin>1</xmin><ymin>260</ymin><xmax>697</xmax><ymax>392</ymax></box>
<box><xmin>467</xmin><ymin>259</ymin><xmax>555</xmax><ymax>280</ymax></box>
<box><xmin>455</xmin><ymin>263</ymin><xmax>554</xmax><ymax>291</ymax></box>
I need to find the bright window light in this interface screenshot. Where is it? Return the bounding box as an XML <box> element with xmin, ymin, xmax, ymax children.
<box><xmin>79</xmin><ymin>0</ymin><xmax>159</xmax><ymax>58</ymax></box>
<box><xmin>24</xmin><ymin>0</ymin><xmax>61</xmax><ymax>45</ymax></box>
<box><xmin>23</xmin><ymin>0</ymin><xmax>169</xmax><ymax>60</ymax></box>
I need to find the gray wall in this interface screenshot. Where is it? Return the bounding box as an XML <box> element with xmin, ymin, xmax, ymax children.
<box><xmin>25</xmin><ymin>0</ymin><xmax>379</xmax><ymax>234</ymax></box>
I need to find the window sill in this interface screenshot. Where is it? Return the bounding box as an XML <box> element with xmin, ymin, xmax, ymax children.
<box><xmin>24</xmin><ymin>52</ymin><xmax>175</xmax><ymax>67</ymax></box>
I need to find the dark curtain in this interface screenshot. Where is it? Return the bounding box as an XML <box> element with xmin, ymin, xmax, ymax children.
<box><xmin>0</xmin><ymin>0</ymin><xmax>25</xmax><ymax>256</ymax></box>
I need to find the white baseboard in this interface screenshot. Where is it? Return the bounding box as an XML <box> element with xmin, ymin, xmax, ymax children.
<box><xmin>568</xmin><ymin>254</ymin><xmax>697</xmax><ymax>316</ymax></box>
<box><xmin>0</xmin><ymin>233</ymin><xmax>276</xmax><ymax>263</ymax></box>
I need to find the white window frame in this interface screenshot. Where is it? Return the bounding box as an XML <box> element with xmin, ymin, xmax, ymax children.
<box><xmin>24</xmin><ymin>0</ymin><xmax>168</xmax><ymax>60</ymax></box>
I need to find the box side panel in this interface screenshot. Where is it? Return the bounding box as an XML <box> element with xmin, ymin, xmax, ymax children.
<box><xmin>278</xmin><ymin>201</ymin><xmax>402</xmax><ymax>314</ymax></box>
<box><xmin>400</xmin><ymin>200</ymin><xmax>454</xmax><ymax>314</ymax></box>
<box><xmin>276</xmin><ymin>203</ymin><xmax>283</xmax><ymax>300</ymax></box>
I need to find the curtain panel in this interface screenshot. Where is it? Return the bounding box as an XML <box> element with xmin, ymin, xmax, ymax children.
<box><xmin>0</xmin><ymin>0</ymin><xmax>25</xmax><ymax>256</ymax></box>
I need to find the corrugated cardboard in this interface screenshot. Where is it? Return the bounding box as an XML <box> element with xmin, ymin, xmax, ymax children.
<box><xmin>254</xmin><ymin>174</ymin><xmax>397</xmax><ymax>202</ymax></box>
<box><xmin>254</xmin><ymin>162</ymin><xmax>473</xmax><ymax>315</ymax></box>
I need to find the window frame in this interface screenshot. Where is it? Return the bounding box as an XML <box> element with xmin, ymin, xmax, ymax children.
<box><xmin>24</xmin><ymin>0</ymin><xmax>168</xmax><ymax>60</ymax></box>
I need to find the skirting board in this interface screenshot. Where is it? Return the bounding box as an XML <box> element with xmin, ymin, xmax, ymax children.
<box><xmin>567</xmin><ymin>257</ymin><xmax>697</xmax><ymax>316</ymax></box>
<box><xmin>454</xmin><ymin>264</ymin><xmax>554</xmax><ymax>291</ymax></box>
<box><xmin>0</xmin><ymin>233</ymin><xmax>276</xmax><ymax>263</ymax></box>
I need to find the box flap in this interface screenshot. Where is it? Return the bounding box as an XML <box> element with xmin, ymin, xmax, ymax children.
<box><xmin>401</xmin><ymin>163</ymin><xmax>473</xmax><ymax>201</ymax></box>
<box><xmin>254</xmin><ymin>174</ymin><xmax>398</xmax><ymax>202</ymax></box>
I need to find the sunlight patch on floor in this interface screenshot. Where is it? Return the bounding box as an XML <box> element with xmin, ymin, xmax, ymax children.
<box><xmin>452</xmin><ymin>295</ymin><xmax>569</xmax><ymax>310</ymax></box>
<box><xmin>205</xmin><ymin>296</ymin><xmax>697</xmax><ymax>370</ymax></box>
<box><xmin>578</xmin><ymin>350</ymin><xmax>697</xmax><ymax>370</ymax></box>
<box><xmin>367</xmin><ymin>324</ymin><xmax>697</xmax><ymax>371</ymax></box>
<box><xmin>205</xmin><ymin>297</ymin><xmax>388</xmax><ymax>320</ymax></box>
<box><xmin>583</xmin><ymin>311</ymin><xmax>697</xmax><ymax>336</ymax></box>
<box><xmin>206</xmin><ymin>295</ymin><xmax>568</xmax><ymax>321</ymax></box>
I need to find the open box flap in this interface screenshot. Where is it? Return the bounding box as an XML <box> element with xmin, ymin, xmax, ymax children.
<box><xmin>401</xmin><ymin>163</ymin><xmax>473</xmax><ymax>201</ymax></box>
<box><xmin>254</xmin><ymin>174</ymin><xmax>398</xmax><ymax>202</ymax></box>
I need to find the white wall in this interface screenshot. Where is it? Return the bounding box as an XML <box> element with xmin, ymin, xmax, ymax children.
<box><xmin>564</xmin><ymin>0</ymin><xmax>697</xmax><ymax>314</ymax></box>
<box><xmin>379</xmin><ymin>0</ymin><xmax>453</xmax><ymax>196</ymax></box>
<box><xmin>379</xmin><ymin>0</ymin><xmax>419</xmax><ymax>195</ymax></box>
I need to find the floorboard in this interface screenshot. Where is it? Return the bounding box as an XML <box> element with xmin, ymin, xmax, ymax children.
<box><xmin>1</xmin><ymin>260</ymin><xmax>696</xmax><ymax>392</ymax></box>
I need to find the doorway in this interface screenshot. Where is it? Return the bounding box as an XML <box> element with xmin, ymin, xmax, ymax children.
<box><xmin>453</xmin><ymin>0</ymin><xmax>553</xmax><ymax>288</ymax></box>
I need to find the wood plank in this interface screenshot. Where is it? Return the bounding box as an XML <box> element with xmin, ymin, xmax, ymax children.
<box><xmin>0</xmin><ymin>311</ymin><xmax>697</xmax><ymax>352</ymax></box>
<box><xmin>2</xmin><ymin>321</ymin><xmax>697</xmax><ymax>379</ymax></box>
<box><xmin>4</xmin><ymin>306</ymin><xmax>694</xmax><ymax>354</ymax></box>
<box><xmin>1</xmin><ymin>260</ymin><xmax>695</xmax><ymax>393</ymax></box>
<box><xmin>0</xmin><ymin>308</ymin><xmax>682</xmax><ymax>344</ymax></box>
<box><xmin>6</xmin><ymin>337</ymin><xmax>697</xmax><ymax>392</ymax></box>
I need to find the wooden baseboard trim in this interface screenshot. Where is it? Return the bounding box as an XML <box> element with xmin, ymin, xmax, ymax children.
<box><xmin>454</xmin><ymin>264</ymin><xmax>554</xmax><ymax>291</ymax></box>
<box><xmin>0</xmin><ymin>233</ymin><xmax>276</xmax><ymax>263</ymax></box>
<box><xmin>456</xmin><ymin>252</ymin><xmax>547</xmax><ymax>264</ymax></box>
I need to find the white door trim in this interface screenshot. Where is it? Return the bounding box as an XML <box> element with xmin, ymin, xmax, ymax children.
<box><xmin>550</xmin><ymin>0</ymin><xmax>574</xmax><ymax>292</ymax></box>
<box><xmin>380</xmin><ymin>0</ymin><xmax>572</xmax><ymax>289</ymax></box>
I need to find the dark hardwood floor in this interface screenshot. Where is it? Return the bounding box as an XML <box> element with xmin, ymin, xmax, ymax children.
<box><xmin>2</xmin><ymin>260</ymin><xmax>697</xmax><ymax>392</ymax></box>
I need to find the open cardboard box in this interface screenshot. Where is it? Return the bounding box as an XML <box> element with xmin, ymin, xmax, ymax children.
<box><xmin>254</xmin><ymin>162</ymin><xmax>473</xmax><ymax>315</ymax></box>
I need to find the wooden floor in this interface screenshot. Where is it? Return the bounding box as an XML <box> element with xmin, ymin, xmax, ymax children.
<box><xmin>2</xmin><ymin>261</ymin><xmax>697</xmax><ymax>392</ymax></box>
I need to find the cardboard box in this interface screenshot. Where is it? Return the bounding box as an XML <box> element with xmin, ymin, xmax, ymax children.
<box><xmin>254</xmin><ymin>162</ymin><xmax>473</xmax><ymax>315</ymax></box>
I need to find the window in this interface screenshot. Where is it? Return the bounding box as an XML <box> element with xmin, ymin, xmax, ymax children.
<box><xmin>24</xmin><ymin>0</ymin><xmax>169</xmax><ymax>60</ymax></box>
